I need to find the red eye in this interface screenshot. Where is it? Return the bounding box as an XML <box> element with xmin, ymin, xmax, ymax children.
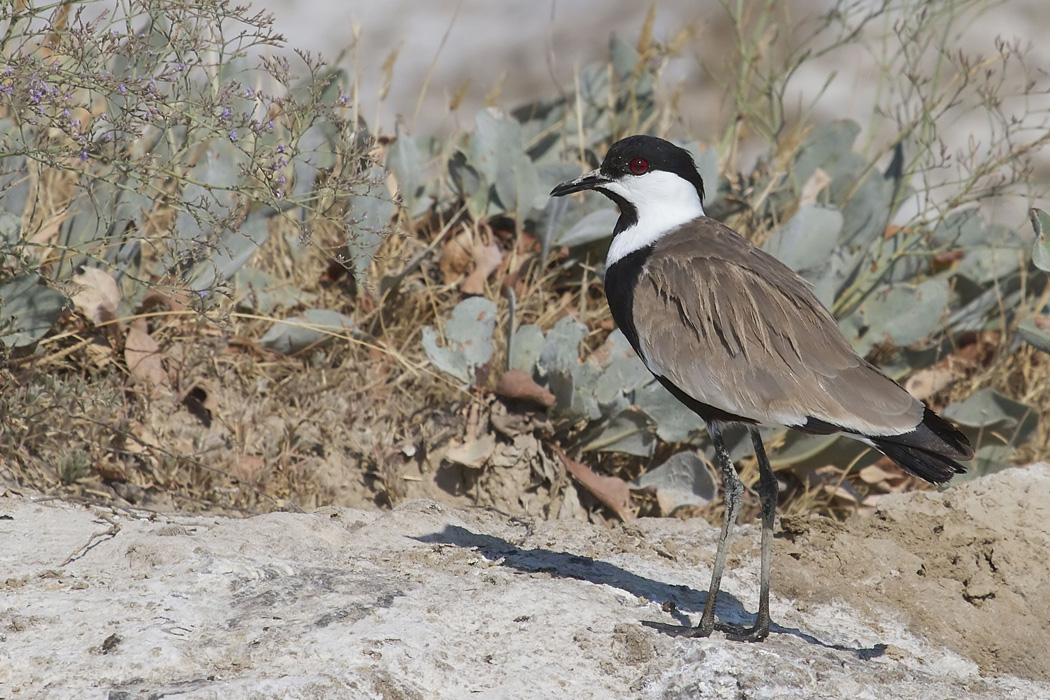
<box><xmin>628</xmin><ymin>157</ymin><xmax>649</xmax><ymax>175</ymax></box>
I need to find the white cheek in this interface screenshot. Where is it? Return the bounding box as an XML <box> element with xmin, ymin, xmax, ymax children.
<box><xmin>605</xmin><ymin>171</ymin><xmax>705</xmax><ymax>266</ymax></box>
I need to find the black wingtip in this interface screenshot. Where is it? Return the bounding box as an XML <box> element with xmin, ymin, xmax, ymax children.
<box><xmin>870</xmin><ymin>439</ymin><xmax>966</xmax><ymax>484</ymax></box>
<box><xmin>870</xmin><ymin>407</ymin><xmax>973</xmax><ymax>484</ymax></box>
<box><xmin>919</xmin><ymin>407</ymin><xmax>975</xmax><ymax>460</ymax></box>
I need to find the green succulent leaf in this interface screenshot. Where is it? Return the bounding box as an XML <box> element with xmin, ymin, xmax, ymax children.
<box><xmin>503</xmin><ymin>151</ymin><xmax>543</xmax><ymax>225</ymax></box>
<box><xmin>557</xmin><ymin>208</ymin><xmax>618</xmax><ymax>249</ymax></box>
<box><xmin>942</xmin><ymin>389</ymin><xmax>1039</xmax><ymax>481</ymax></box>
<box><xmin>345</xmin><ymin>168</ymin><xmax>395</xmax><ymax>280</ymax></box>
<box><xmin>508</xmin><ymin>323</ymin><xmax>546</xmax><ymax>373</ymax></box>
<box><xmin>1031</xmin><ymin>208</ymin><xmax>1050</xmax><ymax>272</ymax></box>
<box><xmin>947</xmin><ymin>279</ymin><xmax>1024</xmax><ymax>334</ymax></box>
<box><xmin>187</xmin><ymin>206</ymin><xmax>274</xmax><ymax>291</ymax></box>
<box><xmin>943</xmin><ymin>388</ymin><xmax>1038</xmax><ymax>431</ymax></box>
<box><xmin>583</xmin><ymin>408</ymin><xmax>654</xmax><ymax>456</ymax></box>
<box><xmin>422</xmin><ymin>296</ymin><xmax>498</xmax><ymax>384</ymax></box>
<box><xmin>386</xmin><ymin>127</ymin><xmax>426</xmax><ymax>217</ymax></box>
<box><xmin>631</xmin><ymin>451</ymin><xmax>717</xmax><ymax>511</ymax></box>
<box><xmin>1017</xmin><ymin>317</ymin><xmax>1050</xmax><ymax>354</ymax></box>
<box><xmin>0</xmin><ymin>123</ymin><xmax>30</xmax><ymax>217</ymax></box>
<box><xmin>537</xmin><ymin>316</ymin><xmax>587</xmax><ymax>377</ymax></box>
<box><xmin>792</xmin><ymin>120</ymin><xmax>861</xmax><ymax>187</ymax></box>
<box><xmin>469</xmin><ymin>108</ymin><xmax>521</xmax><ymax>184</ymax></box>
<box><xmin>290</xmin><ymin>122</ymin><xmax>339</xmax><ymax>201</ymax></box>
<box><xmin>856</xmin><ymin>278</ymin><xmax>948</xmax><ymax>354</ymax></box>
<box><xmin>0</xmin><ymin>274</ymin><xmax>69</xmax><ymax>348</ymax></box>
<box><xmin>578</xmin><ymin>64</ymin><xmax>611</xmax><ymax>117</ymax></box>
<box><xmin>448</xmin><ymin>150</ymin><xmax>489</xmax><ymax>219</ymax></box>
<box><xmin>609</xmin><ymin>34</ymin><xmax>640</xmax><ymax>81</ymax></box>
<box><xmin>259</xmin><ymin>309</ymin><xmax>357</xmax><ymax>355</ymax></box>
<box><xmin>934</xmin><ymin>211</ymin><xmax>1024</xmax><ymax>285</ymax></box>
<box><xmin>969</xmin><ymin>445</ymin><xmax>1016</xmax><ymax>478</ymax></box>
<box><xmin>767</xmin><ymin>431</ymin><xmax>840</xmax><ymax>469</ymax></box>
<box><xmin>466</xmin><ymin>108</ymin><xmax>543</xmax><ymax>224</ymax></box>
<box><xmin>593</xmin><ymin>355</ymin><xmax>651</xmax><ymax>408</ymax></box>
<box><xmin>814</xmin><ymin>247</ymin><xmax>863</xmax><ymax>309</ymax></box>
<box><xmin>536</xmin><ymin>316</ymin><xmax>600</xmax><ymax>420</ymax></box>
<box><xmin>171</xmin><ymin>139</ymin><xmax>244</xmax><ymax>270</ymax></box>
<box><xmin>0</xmin><ymin>211</ymin><xmax>21</xmax><ymax>248</ymax></box>
<box><xmin>864</xmin><ymin>227</ymin><xmax>926</xmax><ymax>286</ymax></box>
<box><xmin>57</xmin><ymin>178</ymin><xmax>144</xmax><ymax>274</ymax></box>
<box><xmin>691</xmin><ymin>144</ymin><xmax>720</xmax><ymax>207</ymax></box>
<box><xmin>235</xmin><ymin>266</ymin><xmax>317</xmax><ymax>313</ymax></box>
<box><xmin>836</xmin><ymin>167</ymin><xmax>895</xmax><ymax>246</ymax></box>
<box><xmin>762</xmin><ymin>205</ymin><xmax>843</xmax><ymax>276</ymax></box>
<box><xmin>634</xmin><ymin>380</ymin><xmax>705</xmax><ymax>443</ymax></box>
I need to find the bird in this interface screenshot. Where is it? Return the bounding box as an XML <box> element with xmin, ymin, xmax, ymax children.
<box><xmin>550</xmin><ymin>135</ymin><xmax>973</xmax><ymax>642</ymax></box>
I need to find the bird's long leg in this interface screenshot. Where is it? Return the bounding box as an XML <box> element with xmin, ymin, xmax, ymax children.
<box><xmin>693</xmin><ymin>420</ymin><xmax>743</xmax><ymax>636</ymax></box>
<box><xmin>723</xmin><ymin>427</ymin><xmax>778</xmax><ymax>642</ymax></box>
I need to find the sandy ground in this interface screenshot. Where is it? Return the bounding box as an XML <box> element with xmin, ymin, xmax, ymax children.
<box><xmin>2</xmin><ymin>464</ymin><xmax>1049</xmax><ymax>699</ymax></box>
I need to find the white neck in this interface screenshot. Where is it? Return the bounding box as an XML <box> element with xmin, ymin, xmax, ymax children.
<box><xmin>603</xmin><ymin>170</ymin><xmax>706</xmax><ymax>266</ymax></box>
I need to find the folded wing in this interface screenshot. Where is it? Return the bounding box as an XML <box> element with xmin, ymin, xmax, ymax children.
<box><xmin>635</xmin><ymin>221</ymin><xmax>922</xmax><ymax>436</ymax></box>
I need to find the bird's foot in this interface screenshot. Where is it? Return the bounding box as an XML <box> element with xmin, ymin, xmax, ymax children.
<box><xmin>642</xmin><ymin>617</ymin><xmax>771</xmax><ymax>642</ymax></box>
<box><xmin>641</xmin><ymin>619</ymin><xmax>714</xmax><ymax>638</ymax></box>
<box><xmin>715</xmin><ymin>619</ymin><xmax>770</xmax><ymax>643</ymax></box>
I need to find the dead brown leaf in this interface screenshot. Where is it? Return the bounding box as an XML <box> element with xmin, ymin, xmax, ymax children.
<box><xmin>229</xmin><ymin>453</ymin><xmax>265</xmax><ymax>482</ymax></box>
<box><xmin>28</xmin><ymin>205</ymin><xmax>72</xmax><ymax>248</ymax></box>
<box><xmin>445</xmin><ymin>433</ymin><xmax>496</xmax><ymax>469</ymax></box>
<box><xmin>799</xmin><ymin>167</ymin><xmax>831</xmax><ymax>206</ymax></box>
<box><xmin>70</xmin><ymin>266</ymin><xmax>121</xmax><ymax>325</ymax></box>
<box><xmin>554</xmin><ymin>446</ymin><xmax>633</xmax><ymax>521</ymax></box>
<box><xmin>180</xmin><ymin>383</ymin><xmax>217</xmax><ymax>427</ymax></box>
<box><xmin>461</xmin><ymin>240</ymin><xmax>504</xmax><ymax>296</ymax></box>
<box><xmin>96</xmin><ymin>458</ymin><xmax>128</xmax><ymax>483</ymax></box>
<box><xmin>933</xmin><ymin>250</ymin><xmax>965</xmax><ymax>265</ymax></box>
<box><xmin>125</xmin><ymin>319</ymin><xmax>169</xmax><ymax>392</ymax></box>
<box><xmin>905</xmin><ymin>366</ymin><xmax>955</xmax><ymax>401</ymax></box>
<box><xmin>136</xmin><ymin>288</ymin><xmax>191</xmax><ymax>316</ymax></box>
<box><xmin>857</xmin><ymin>463</ymin><xmax>896</xmax><ymax>485</ymax></box>
<box><xmin>496</xmin><ymin>369</ymin><xmax>555</xmax><ymax>408</ymax></box>
<box><xmin>931</xmin><ymin>249</ymin><xmax>966</xmax><ymax>273</ymax></box>
<box><xmin>126</xmin><ymin>421</ymin><xmax>159</xmax><ymax>455</ymax></box>
<box><xmin>439</xmin><ymin>230</ymin><xmax>473</xmax><ymax>283</ymax></box>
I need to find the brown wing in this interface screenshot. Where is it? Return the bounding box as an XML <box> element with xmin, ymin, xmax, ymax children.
<box><xmin>634</xmin><ymin>220</ymin><xmax>921</xmax><ymax>435</ymax></box>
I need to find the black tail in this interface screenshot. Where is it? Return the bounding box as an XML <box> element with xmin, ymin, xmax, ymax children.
<box><xmin>870</xmin><ymin>407</ymin><xmax>973</xmax><ymax>484</ymax></box>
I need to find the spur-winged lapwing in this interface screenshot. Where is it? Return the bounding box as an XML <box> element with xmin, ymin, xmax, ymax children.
<box><xmin>550</xmin><ymin>135</ymin><xmax>973</xmax><ymax>642</ymax></box>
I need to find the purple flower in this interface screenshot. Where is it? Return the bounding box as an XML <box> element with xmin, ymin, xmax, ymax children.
<box><xmin>229</xmin><ymin>130</ymin><xmax>238</xmax><ymax>142</ymax></box>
